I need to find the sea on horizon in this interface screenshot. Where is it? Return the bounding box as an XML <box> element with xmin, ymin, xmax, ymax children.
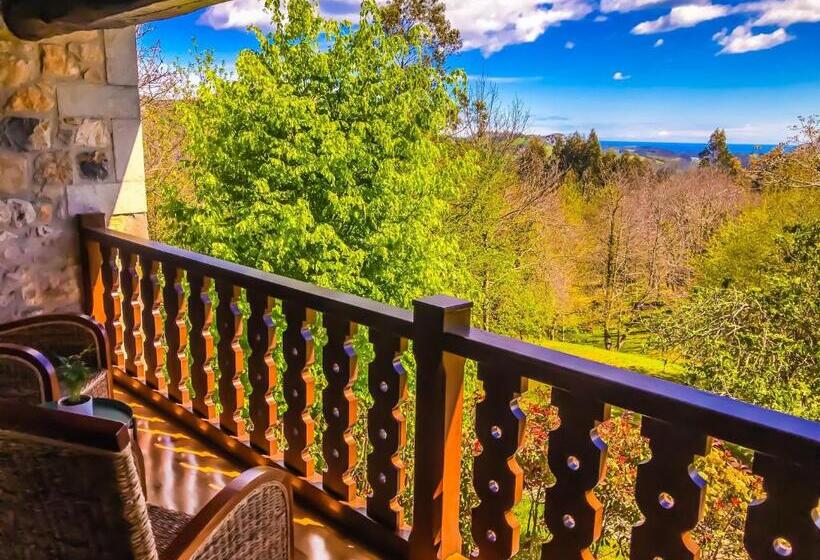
<box><xmin>600</xmin><ymin>139</ymin><xmax>779</xmax><ymax>157</ymax></box>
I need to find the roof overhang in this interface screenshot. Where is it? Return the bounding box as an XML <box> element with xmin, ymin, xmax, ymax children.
<box><xmin>2</xmin><ymin>0</ymin><xmax>225</xmax><ymax>40</ymax></box>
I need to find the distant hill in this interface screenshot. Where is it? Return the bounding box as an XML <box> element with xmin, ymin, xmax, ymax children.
<box><xmin>536</xmin><ymin>134</ymin><xmax>778</xmax><ymax>168</ymax></box>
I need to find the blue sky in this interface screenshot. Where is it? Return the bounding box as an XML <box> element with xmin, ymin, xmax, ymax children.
<box><xmin>149</xmin><ymin>0</ymin><xmax>820</xmax><ymax>143</ymax></box>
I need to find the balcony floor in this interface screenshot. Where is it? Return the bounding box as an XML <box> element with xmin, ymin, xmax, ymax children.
<box><xmin>113</xmin><ymin>386</ymin><xmax>382</xmax><ymax>560</ymax></box>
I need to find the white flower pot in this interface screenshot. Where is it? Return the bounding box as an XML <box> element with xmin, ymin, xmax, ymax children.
<box><xmin>57</xmin><ymin>395</ymin><xmax>94</xmax><ymax>416</ymax></box>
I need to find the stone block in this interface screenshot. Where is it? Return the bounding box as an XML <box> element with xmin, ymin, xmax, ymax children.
<box><xmin>5</xmin><ymin>83</ymin><xmax>55</xmax><ymax>113</ymax></box>
<box><xmin>5</xmin><ymin>198</ymin><xmax>36</xmax><ymax>228</ymax></box>
<box><xmin>29</xmin><ymin>120</ymin><xmax>52</xmax><ymax>150</ymax></box>
<box><xmin>33</xmin><ymin>151</ymin><xmax>73</xmax><ymax>186</ymax></box>
<box><xmin>68</xmin><ymin>41</ymin><xmax>105</xmax><ymax>83</ymax></box>
<box><xmin>67</xmin><ymin>180</ymin><xmax>147</xmax><ymax>217</ymax></box>
<box><xmin>109</xmin><ymin>212</ymin><xmax>149</xmax><ymax>238</ymax></box>
<box><xmin>104</xmin><ymin>28</ymin><xmax>138</xmax><ymax>86</ymax></box>
<box><xmin>0</xmin><ymin>53</ymin><xmax>34</xmax><ymax>88</ymax></box>
<box><xmin>35</xmin><ymin>198</ymin><xmax>55</xmax><ymax>223</ymax></box>
<box><xmin>0</xmin><ymin>116</ymin><xmax>38</xmax><ymax>151</ymax></box>
<box><xmin>0</xmin><ymin>153</ymin><xmax>27</xmax><ymax>193</ymax></box>
<box><xmin>41</xmin><ymin>31</ymin><xmax>101</xmax><ymax>46</ymax></box>
<box><xmin>41</xmin><ymin>44</ymin><xmax>81</xmax><ymax>79</ymax></box>
<box><xmin>113</xmin><ymin>181</ymin><xmax>148</xmax><ymax>215</ymax></box>
<box><xmin>66</xmin><ymin>181</ymin><xmax>118</xmax><ymax>216</ymax></box>
<box><xmin>57</xmin><ymin>117</ymin><xmax>79</xmax><ymax>145</ymax></box>
<box><xmin>55</xmin><ymin>83</ymin><xmax>139</xmax><ymax>119</ymax></box>
<box><xmin>75</xmin><ymin>118</ymin><xmax>110</xmax><ymax>147</ymax></box>
<box><xmin>112</xmin><ymin>119</ymin><xmax>145</xmax><ymax>182</ymax></box>
<box><xmin>77</xmin><ymin>151</ymin><xmax>110</xmax><ymax>182</ymax></box>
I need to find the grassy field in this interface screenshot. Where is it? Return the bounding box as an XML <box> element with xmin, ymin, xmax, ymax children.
<box><xmin>537</xmin><ymin>338</ymin><xmax>684</xmax><ymax>380</ymax></box>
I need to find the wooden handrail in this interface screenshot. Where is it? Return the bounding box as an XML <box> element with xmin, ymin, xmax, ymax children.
<box><xmin>443</xmin><ymin>326</ymin><xmax>819</xmax><ymax>468</ymax></box>
<box><xmin>81</xmin><ymin>225</ymin><xmax>414</xmax><ymax>338</ymax></box>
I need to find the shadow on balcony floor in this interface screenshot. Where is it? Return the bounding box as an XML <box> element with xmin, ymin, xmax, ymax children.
<box><xmin>113</xmin><ymin>387</ymin><xmax>382</xmax><ymax>560</ymax></box>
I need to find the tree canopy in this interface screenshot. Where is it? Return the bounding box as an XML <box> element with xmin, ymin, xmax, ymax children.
<box><xmin>379</xmin><ymin>0</ymin><xmax>462</xmax><ymax>69</ymax></box>
<box><xmin>699</xmin><ymin>128</ymin><xmax>743</xmax><ymax>178</ymax></box>
<box><xmin>656</xmin><ymin>221</ymin><xmax>819</xmax><ymax>418</ymax></box>
<box><xmin>162</xmin><ymin>0</ymin><xmax>468</xmax><ymax>306</ymax></box>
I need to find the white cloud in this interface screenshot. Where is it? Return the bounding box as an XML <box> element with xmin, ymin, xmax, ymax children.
<box><xmin>654</xmin><ymin>38</ymin><xmax>665</xmax><ymax>46</ymax></box>
<box><xmin>565</xmin><ymin>40</ymin><xmax>576</xmax><ymax>48</ymax></box>
<box><xmin>600</xmin><ymin>0</ymin><xmax>670</xmax><ymax>13</ymax></box>
<box><xmin>200</xmin><ymin>0</ymin><xmax>594</xmax><ymax>56</ymax></box>
<box><xmin>446</xmin><ymin>0</ymin><xmax>594</xmax><ymax>56</ymax></box>
<box><xmin>632</xmin><ymin>3</ymin><xmax>731</xmax><ymax>34</ymax></box>
<box><xmin>198</xmin><ymin>0</ymin><xmax>273</xmax><ymax>30</ymax></box>
<box><xmin>198</xmin><ymin>0</ymin><xmax>818</xmax><ymax>57</ymax></box>
<box><xmin>613</xmin><ymin>71</ymin><xmax>631</xmax><ymax>80</ymax></box>
<box><xmin>594</xmin><ymin>15</ymin><xmax>609</xmax><ymax>21</ymax></box>
<box><xmin>713</xmin><ymin>25</ymin><xmax>794</xmax><ymax>53</ymax></box>
<box><xmin>199</xmin><ymin>0</ymin><xmax>361</xmax><ymax>30</ymax></box>
<box><xmin>738</xmin><ymin>0</ymin><xmax>820</xmax><ymax>27</ymax></box>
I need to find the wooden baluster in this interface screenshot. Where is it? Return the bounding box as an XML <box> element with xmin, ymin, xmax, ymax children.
<box><xmin>140</xmin><ymin>257</ymin><xmax>165</xmax><ymax>392</ymax></box>
<box><xmin>79</xmin><ymin>213</ymin><xmax>105</xmax><ymax>322</ymax></box>
<box><xmin>281</xmin><ymin>301</ymin><xmax>316</xmax><ymax>478</ymax></box>
<box><xmin>409</xmin><ymin>296</ymin><xmax>472</xmax><ymax>560</ymax></box>
<box><xmin>471</xmin><ymin>363</ymin><xmax>528</xmax><ymax>559</ymax></box>
<box><xmin>247</xmin><ymin>290</ymin><xmax>278</xmax><ymax>457</ymax></box>
<box><xmin>366</xmin><ymin>329</ymin><xmax>408</xmax><ymax>531</ymax></box>
<box><xmin>188</xmin><ymin>273</ymin><xmax>216</xmax><ymax>422</ymax></box>
<box><xmin>99</xmin><ymin>244</ymin><xmax>124</xmax><ymax>372</ymax></box>
<box><xmin>542</xmin><ymin>388</ymin><xmax>610</xmax><ymax>559</ymax></box>
<box><xmin>744</xmin><ymin>453</ymin><xmax>819</xmax><ymax>560</ymax></box>
<box><xmin>321</xmin><ymin>314</ymin><xmax>358</xmax><ymax>502</ymax></box>
<box><xmin>214</xmin><ymin>280</ymin><xmax>246</xmax><ymax>439</ymax></box>
<box><xmin>630</xmin><ymin>417</ymin><xmax>710</xmax><ymax>560</ymax></box>
<box><xmin>119</xmin><ymin>251</ymin><xmax>143</xmax><ymax>379</ymax></box>
<box><xmin>162</xmin><ymin>263</ymin><xmax>189</xmax><ymax>406</ymax></box>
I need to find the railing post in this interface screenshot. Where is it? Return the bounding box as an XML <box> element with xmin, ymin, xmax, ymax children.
<box><xmin>409</xmin><ymin>295</ymin><xmax>472</xmax><ymax>560</ymax></box>
<box><xmin>78</xmin><ymin>212</ymin><xmax>106</xmax><ymax>321</ymax></box>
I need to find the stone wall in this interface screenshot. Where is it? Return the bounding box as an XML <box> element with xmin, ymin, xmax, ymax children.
<box><xmin>0</xmin><ymin>21</ymin><xmax>148</xmax><ymax>322</ymax></box>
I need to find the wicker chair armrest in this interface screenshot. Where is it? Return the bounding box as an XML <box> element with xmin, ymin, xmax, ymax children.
<box><xmin>0</xmin><ymin>314</ymin><xmax>111</xmax><ymax>396</ymax></box>
<box><xmin>162</xmin><ymin>467</ymin><xmax>294</xmax><ymax>560</ymax></box>
<box><xmin>0</xmin><ymin>343</ymin><xmax>61</xmax><ymax>402</ymax></box>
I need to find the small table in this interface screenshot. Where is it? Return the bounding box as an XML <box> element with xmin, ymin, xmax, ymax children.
<box><xmin>42</xmin><ymin>397</ymin><xmax>147</xmax><ymax>496</ymax></box>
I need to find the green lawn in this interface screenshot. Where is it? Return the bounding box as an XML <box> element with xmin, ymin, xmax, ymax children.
<box><xmin>537</xmin><ymin>338</ymin><xmax>684</xmax><ymax>380</ymax></box>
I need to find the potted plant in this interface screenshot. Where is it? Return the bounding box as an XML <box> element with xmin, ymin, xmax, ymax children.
<box><xmin>56</xmin><ymin>349</ymin><xmax>95</xmax><ymax>416</ymax></box>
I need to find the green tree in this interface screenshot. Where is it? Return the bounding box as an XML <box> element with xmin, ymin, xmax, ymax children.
<box><xmin>553</xmin><ymin>131</ymin><xmax>596</xmax><ymax>194</ymax></box>
<box><xmin>451</xmin><ymin>80</ymin><xmax>561</xmax><ymax>338</ymax></box>
<box><xmin>161</xmin><ymin>0</ymin><xmax>468</xmax><ymax>307</ymax></box>
<box><xmin>585</xmin><ymin>128</ymin><xmax>603</xmax><ymax>184</ymax></box>
<box><xmin>654</xmin><ymin>222</ymin><xmax>820</xmax><ymax>419</ymax></box>
<box><xmin>749</xmin><ymin>114</ymin><xmax>820</xmax><ymax>191</ymax></box>
<box><xmin>699</xmin><ymin>128</ymin><xmax>743</xmax><ymax>178</ymax></box>
<box><xmin>379</xmin><ymin>0</ymin><xmax>462</xmax><ymax>69</ymax></box>
<box><xmin>697</xmin><ymin>188</ymin><xmax>820</xmax><ymax>289</ymax></box>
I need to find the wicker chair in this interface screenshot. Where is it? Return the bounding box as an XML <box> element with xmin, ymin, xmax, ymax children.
<box><xmin>0</xmin><ymin>313</ymin><xmax>112</xmax><ymax>403</ymax></box>
<box><xmin>0</xmin><ymin>402</ymin><xmax>294</xmax><ymax>560</ymax></box>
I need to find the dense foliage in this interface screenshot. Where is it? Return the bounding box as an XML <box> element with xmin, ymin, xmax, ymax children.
<box><xmin>162</xmin><ymin>0</ymin><xmax>467</xmax><ymax>307</ymax></box>
<box><xmin>656</xmin><ymin>220</ymin><xmax>820</xmax><ymax>418</ymax></box>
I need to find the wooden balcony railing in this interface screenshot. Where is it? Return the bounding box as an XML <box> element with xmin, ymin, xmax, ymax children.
<box><xmin>78</xmin><ymin>214</ymin><xmax>819</xmax><ymax>560</ymax></box>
